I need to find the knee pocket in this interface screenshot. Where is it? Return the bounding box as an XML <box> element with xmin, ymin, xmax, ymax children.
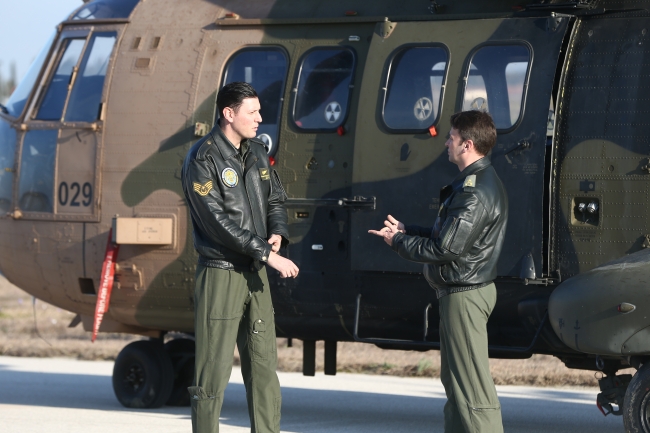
<box><xmin>251</xmin><ymin>318</ymin><xmax>268</xmax><ymax>361</ymax></box>
<box><xmin>468</xmin><ymin>404</ymin><xmax>502</xmax><ymax>433</ymax></box>
<box><xmin>188</xmin><ymin>386</ymin><xmax>220</xmax><ymax>433</ymax></box>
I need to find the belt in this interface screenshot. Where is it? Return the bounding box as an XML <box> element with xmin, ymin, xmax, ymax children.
<box><xmin>435</xmin><ymin>281</ymin><xmax>491</xmax><ymax>299</ymax></box>
<box><xmin>197</xmin><ymin>256</ymin><xmax>263</xmax><ymax>272</ymax></box>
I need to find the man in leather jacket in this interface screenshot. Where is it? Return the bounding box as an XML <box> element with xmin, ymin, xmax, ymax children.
<box><xmin>370</xmin><ymin>111</ymin><xmax>508</xmax><ymax>433</ymax></box>
<box><xmin>182</xmin><ymin>82</ymin><xmax>299</xmax><ymax>433</ymax></box>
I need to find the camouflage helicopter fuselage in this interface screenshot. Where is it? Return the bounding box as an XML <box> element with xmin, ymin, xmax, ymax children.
<box><xmin>2</xmin><ymin>0</ymin><xmax>650</xmax><ymax>384</ymax></box>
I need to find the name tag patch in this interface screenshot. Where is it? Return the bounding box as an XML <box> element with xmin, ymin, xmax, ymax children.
<box><xmin>259</xmin><ymin>168</ymin><xmax>270</xmax><ymax>181</ymax></box>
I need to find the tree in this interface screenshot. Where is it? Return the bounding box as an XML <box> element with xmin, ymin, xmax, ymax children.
<box><xmin>0</xmin><ymin>62</ymin><xmax>17</xmax><ymax>105</ymax></box>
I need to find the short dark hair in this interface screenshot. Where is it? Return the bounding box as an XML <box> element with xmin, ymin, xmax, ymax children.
<box><xmin>216</xmin><ymin>82</ymin><xmax>258</xmax><ymax>117</ymax></box>
<box><xmin>449</xmin><ymin>110</ymin><xmax>497</xmax><ymax>156</ymax></box>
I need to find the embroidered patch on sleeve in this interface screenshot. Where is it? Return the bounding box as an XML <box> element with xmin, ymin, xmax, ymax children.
<box><xmin>193</xmin><ymin>181</ymin><xmax>213</xmax><ymax>196</ymax></box>
<box><xmin>259</xmin><ymin>168</ymin><xmax>271</xmax><ymax>181</ymax></box>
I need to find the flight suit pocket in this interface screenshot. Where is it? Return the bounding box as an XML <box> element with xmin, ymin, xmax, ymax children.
<box><xmin>188</xmin><ymin>386</ymin><xmax>219</xmax><ymax>433</ymax></box>
<box><xmin>251</xmin><ymin>318</ymin><xmax>267</xmax><ymax>361</ymax></box>
<box><xmin>469</xmin><ymin>403</ymin><xmax>503</xmax><ymax>433</ymax></box>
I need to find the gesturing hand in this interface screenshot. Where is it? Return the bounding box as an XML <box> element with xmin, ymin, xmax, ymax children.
<box><xmin>368</xmin><ymin>214</ymin><xmax>403</xmax><ymax>247</ymax></box>
<box><xmin>385</xmin><ymin>215</ymin><xmax>405</xmax><ymax>233</ymax></box>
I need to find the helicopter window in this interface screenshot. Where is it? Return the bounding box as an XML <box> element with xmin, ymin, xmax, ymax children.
<box><xmin>292</xmin><ymin>48</ymin><xmax>355</xmax><ymax>131</ymax></box>
<box><xmin>0</xmin><ymin>120</ymin><xmax>16</xmax><ymax>214</ymax></box>
<box><xmin>4</xmin><ymin>32</ymin><xmax>56</xmax><ymax>118</ymax></box>
<box><xmin>66</xmin><ymin>32</ymin><xmax>117</xmax><ymax>122</ymax></box>
<box><xmin>222</xmin><ymin>48</ymin><xmax>288</xmax><ymax>155</ymax></box>
<box><xmin>18</xmin><ymin>130</ymin><xmax>58</xmax><ymax>213</ymax></box>
<box><xmin>383</xmin><ymin>46</ymin><xmax>448</xmax><ymax>131</ymax></box>
<box><xmin>71</xmin><ymin>0</ymin><xmax>140</xmax><ymax>20</ymax></box>
<box><xmin>461</xmin><ymin>45</ymin><xmax>531</xmax><ymax>130</ymax></box>
<box><xmin>35</xmin><ymin>38</ymin><xmax>86</xmax><ymax>121</ymax></box>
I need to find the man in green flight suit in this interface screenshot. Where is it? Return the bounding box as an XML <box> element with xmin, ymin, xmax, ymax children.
<box><xmin>369</xmin><ymin>110</ymin><xmax>508</xmax><ymax>433</ymax></box>
<box><xmin>182</xmin><ymin>81</ymin><xmax>299</xmax><ymax>433</ymax></box>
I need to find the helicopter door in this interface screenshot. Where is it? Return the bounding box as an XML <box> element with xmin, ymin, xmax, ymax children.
<box><xmin>351</xmin><ymin>17</ymin><xmax>570</xmax><ymax>278</ymax></box>
<box><xmin>18</xmin><ymin>25</ymin><xmax>120</xmax><ymax>299</ymax></box>
<box><xmin>21</xmin><ymin>26</ymin><xmax>118</xmax><ymax>217</ymax></box>
<box><xmin>265</xmin><ymin>24</ymin><xmax>374</xmax><ymax>277</ymax></box>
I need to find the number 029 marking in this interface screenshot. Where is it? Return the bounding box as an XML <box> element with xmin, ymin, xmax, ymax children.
<box><xmin>58</xmin><ymin>182</ymin><xmax>93</xmax><ymax>207</ymax></box>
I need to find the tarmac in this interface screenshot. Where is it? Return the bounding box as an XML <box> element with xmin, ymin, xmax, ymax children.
<box><xmin>0</xmin><ymin>355</ymin><xmax>624</xmax><ymax>432</ymax></box>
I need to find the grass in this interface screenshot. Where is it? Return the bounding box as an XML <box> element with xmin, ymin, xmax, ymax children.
<box><xmin>0</xmin><ymin>274</ymin><xmax>632</xmax><ymax>387</ymax></box>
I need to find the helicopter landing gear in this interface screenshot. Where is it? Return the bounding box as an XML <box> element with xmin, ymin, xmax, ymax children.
<box><xmin>112</xmin><ymin>340</ymin><xmax>174</xmax><ymax>408</ymax></box>
<box><xmin>624</xmin><ymin>362</ymin><xmax>650</xmax><ymax>432</ymax></box>
<box><xmin>164</xmin><ymin>338</ymin><xmax>195</xmax><ymax>406</ymax></box>
<box><xmin>596</xmin><ymin>373</ymin><xmax>631</xmax><ymax>416</ymax></box>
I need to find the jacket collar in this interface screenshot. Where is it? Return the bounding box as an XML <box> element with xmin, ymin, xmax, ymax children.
<box><xmin>452</xmin><ymin>156</ymin><xmax>491</xmax><ymax>185</ymax></box>
<box><xmin>210</xmin><ymin>124</ymin><xmax>245</xmax><ymax>161</ymax></box>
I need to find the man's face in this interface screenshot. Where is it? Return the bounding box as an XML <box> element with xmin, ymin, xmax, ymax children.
<box><xmin>445</xmin><ymin>128</ymin><xmax>467</xmax><ymax>166</ymax></box>
<box><xmin>227</xmin><ymin>97</ymin><xmax>262</xmax><ymax>140</ymax></box>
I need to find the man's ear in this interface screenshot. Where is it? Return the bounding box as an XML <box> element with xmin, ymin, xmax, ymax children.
<box><xmin>464</xmin><ymin>139</ymin><xmax>475</xmax><ymax>152</ymax></box>
<box><xmin>222</xmin><ymin>106</ymin><xmax>234</xmax><ymax>123</ymax></box>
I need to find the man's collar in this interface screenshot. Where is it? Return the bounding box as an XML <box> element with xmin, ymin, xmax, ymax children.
<box><xmin>210</xmin><ymin>124</ymin><xmax>242</xmax><ymax>161</ymax></box>
<box><xmin>452</xmin><ymin>156</ymin><xmax>491</xmax><ymax>184</ymax></box>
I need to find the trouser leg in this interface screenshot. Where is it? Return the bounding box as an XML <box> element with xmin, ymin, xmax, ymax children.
<box><xmin>190</xmin><ymin>266</ymin><xmax>249</xmax><ymax>433</ymax></box>
<box><xmin>237</xmin><ymin>268</ymin><xmax>281</xmax><ymax>433</ymax></box>
<box><xmin>439</xmin><ymin>283</ymin><xmax>503</xmax><ymax>433</ymax></box>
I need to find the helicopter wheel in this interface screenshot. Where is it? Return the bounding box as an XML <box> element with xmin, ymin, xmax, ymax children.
<box><xmin>164</xmin><ymin>338</ymin><xmax>195</xmax><ymax>406</ymax></box>
<box><xmin>623</xmin><ymin>362</ymin><xmax>650</xmax><ymax>432</ymax></box>
<box><xmin>112</xmin><ymin>340</ymin><xmax>174</xmax><ymax>408</ymax></box>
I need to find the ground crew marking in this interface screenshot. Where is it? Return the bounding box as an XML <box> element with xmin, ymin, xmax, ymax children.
<box><xmin>193</xmin><ymin>181</ymin><xmax>213</xmax><ymax>196</ymax></box>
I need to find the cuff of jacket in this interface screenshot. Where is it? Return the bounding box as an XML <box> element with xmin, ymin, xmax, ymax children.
<box><xmin>391</xmin><ymin>232</ymin><xmax>405</xmax><ymax>252</ymax></box>
<box><xmin>256</xmin><ymin>241</ymin><xmax>273</xmax><ymax>263</ymax></box>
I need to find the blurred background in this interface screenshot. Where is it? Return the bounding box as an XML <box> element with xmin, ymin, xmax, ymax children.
<box><xmin>0</xmin><ymin>1</ymin><xmax>82</xmax><ymax>104</ymax></box>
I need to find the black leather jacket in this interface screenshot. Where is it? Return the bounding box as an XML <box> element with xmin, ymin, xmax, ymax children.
<box><xmin>391</xmin><ymin>157</ymin><xmax>508</xmax><ymax>297</ymax></box>
<box><xmin>181</xmin><ymin>125</ymin><xmax>289</xmax><ymax>272</ymax></box>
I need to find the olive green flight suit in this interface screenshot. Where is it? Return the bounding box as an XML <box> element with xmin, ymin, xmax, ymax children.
<box><xmin>439</xmin><ymin>283</ymin><xmax>503</xmax><ymax>433</ymax></box>
<box><xmin>189</xmin><ymin>264</ymin><xmax>281</xmax><ymax>433</ymax></box>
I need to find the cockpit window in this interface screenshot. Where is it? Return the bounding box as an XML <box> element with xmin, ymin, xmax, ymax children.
<box><xmin>71</xmin><ymin>0</ymin><xmax>140</xmax><ymax>20</ymax></box>
<box><xmin>35</xmin><ymin>38</ymin><xmax>85</xmax><ymax>121</ymax></box>
<box><xmin>0</xmin><ymin>120</ymin><xmax>16</xmax><ymax>213</ymax></box>
<box><xmin>18</xmin><ymin>130</ymin><xmax>58</xmax><ymax>213</ymax></box>
<box><xmin>4</xmin><ymin>32</ymin><xmax>55</xmax><ymax>118</ymax></box>
<box><xmin>383</xmin><ymin>46</ymin><xmax>448</xmax><ymax>131</ymax></box>
<box><xmin>292</xmin><ymin>48</ymin><xmax>355</xmax><ymax>131</ymax></box>
<box><xmin>66</xmin><ymin>32</ymin><xmax>117</xmax><ymax>122</ymax></box>
<box><xmin>461</xmin><ymin>44</ymin><xmax>531</xmax><ymax>130</ymax></box>
<box><xmin>222</xmin><ymin>48</ymin><xmax>288</xmax><ymax>155</ymax></box>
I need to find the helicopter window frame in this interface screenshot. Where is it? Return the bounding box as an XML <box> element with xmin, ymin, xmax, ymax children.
<box><xmin>460</xmin><ymin>42</ymin><xmax>533</xmax><ymax>133</ymax></box>
<box><xmin>65</xmin><ymin>31</ymin><xmax>118</xmax><ymax>122</ymax></box>
<box><xmin>381</xmin><ymin>43</ymin><xmax>450</xmax><ymax>134</ymax></box>
<box><xmin>219</xmin><ymin>45</ymin><xmax>290</xmax><ymax>157</ymax></box>
<box><xmin>28</xmin><ymin>28</ymin><xmax>92</xmax><ymax>123</ymax></box>
<box><xmin>290</xmin><ymin>46</ymin><xmax>357</xmax><ymax>132</ymax></box>
<box><xmin>16</xmin><ymin>24</ymin><xmax>124</xmax><ymax>221</ymax></box>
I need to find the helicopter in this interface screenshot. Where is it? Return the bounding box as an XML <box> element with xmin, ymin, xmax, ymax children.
<box><xmin>2</xmin><ymin>0</ymin><xmax>650</xmax><ymax>428</ymax></box>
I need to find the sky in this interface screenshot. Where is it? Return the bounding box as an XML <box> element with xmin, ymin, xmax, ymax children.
<box><xmin>0</xmin><ymin>0</ymin><xmax>83</xmax><ymax>83</ymax></box>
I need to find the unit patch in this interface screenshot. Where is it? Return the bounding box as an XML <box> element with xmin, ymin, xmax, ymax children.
<box><xmin>463</xmin><ymin>175</ymin><xmax>476</xmax><ymax>188</ymax></box>
<box><xmin>259</xmin><ymin>168</ymin><xmax>270</xmax><ymax>181</ymax></box>
<box><xmin>193</xmin><ymin>181</ymin><xmax>213</xmax><ymax>196</ymax></box>
<box><xmin>221</xmin><ymin>167</ymin><xmax>239</xmax><ymax>188</ymax></box>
